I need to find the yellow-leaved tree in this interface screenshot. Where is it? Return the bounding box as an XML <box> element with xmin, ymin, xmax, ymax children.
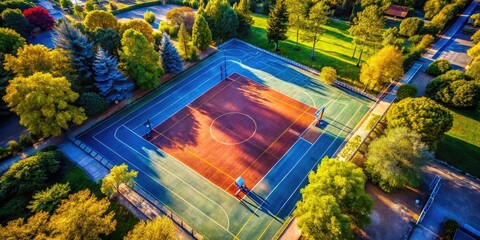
<box><xmin>360</xmin><ymin>45</ymin><xmax>405</xmax><ymax>91</ymax></box>
<box><xmin>3</xmin><ymin>72</ymin><xmax>86</xmax><ymax>137</ymax></box>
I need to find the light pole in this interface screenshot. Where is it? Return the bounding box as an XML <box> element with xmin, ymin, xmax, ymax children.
<box><xmin>224</xmin><ymin>51</ymin><xmax>227</xmax><ymax>78</ymax></box>
<box><xmin>145</xmin><ymin>119</ymin><xmax>152</xmax><ymax>138</ymax></box>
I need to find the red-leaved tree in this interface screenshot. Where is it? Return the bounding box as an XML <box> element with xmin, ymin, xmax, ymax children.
<box><xmin>23</xmin><ymin>6</ymin><xmax>55</xmax><ymax>31</ymax></box>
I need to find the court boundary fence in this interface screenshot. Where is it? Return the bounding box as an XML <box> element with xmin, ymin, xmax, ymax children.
<box><xmin>71</xmin><ymin>138</ymin><xmax>205</xmax><ymax>240</ymax></box>
<box><xmin>217</xmin><ymin>38</ymin><xmax>378</xmax><ymax>101</ymax></box>
<box><xmin>417</xmin><ymin>175</ymin><xmax>442</xmax><ymax>224</ymax></box>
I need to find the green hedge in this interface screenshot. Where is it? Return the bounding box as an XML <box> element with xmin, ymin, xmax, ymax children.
<box><xmin>110</xmin><ymin>1</ymin><xmax>162</xmax><ymax>15</ymax></box>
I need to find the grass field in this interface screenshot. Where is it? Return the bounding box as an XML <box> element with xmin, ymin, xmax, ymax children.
<box><xmin>242</xmin><ymin>14</ymin><xmax>372</xmax><ymax>84</ymax></box>
<box><xmin>436</xmin><ymin>108</ymin><xmax>480</xmax><ymax>177</ymax></box>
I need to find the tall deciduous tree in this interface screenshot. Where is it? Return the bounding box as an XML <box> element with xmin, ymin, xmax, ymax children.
<box><xmin>101</xmin><ymin>163</ymin><xmax>138</xmax><ymax>198</ymax></box>
<box><xmin>386</xmin><ymin>97</ymin><xmax>453</xmax><ymax>148</ymax></box>
<box><xmin>49</xmin><ymin>189</ymin><xmax>116</xmax><ymax>239</ymax></box>
<box><xmin>192</xmin><ymin>13</ymin><xmax>212</xmax><ymax>51</ymax></box>
<box><xmin>124</xmin><ymin>216</ymin><xmax>176</xmax><ymax>240</ymax></box>
<box><xmin>360</xmin><ymin>45</ymin><xmax>404</xmax><ymax>91</ymax></box>
<box><xmin>160</xmin><ymin>33</ymin><xmax>183</xmax><ymax>74</ymax></box>
<box><xmin>0</xmin><ymin>211</ymin><xmax>50</xmax><ymax>239</ymax></box>
<box><xmin>53</xmin><ymin>19</ymin><xmax>95</xmax><ymax>84</ymax></box>
<box><xmin>349</xmin><ymin>5</ymin><xmax>384</xmax><ymax>66</ymax></box>
<box><xmin>22</xmin><ymin>6</ymin><xmax>55</xmax><ymax>31</ymax></box>
<box><xmin>83</xmin><ymin>10</ymin><xmax>118</xmax><ymax>32</ymax></box>
<box><xmin>294</xmin><ymin>157</ymin><xmax>372</xmax><ymax>239</ymax></box>
<box><xmin>366</xmin><ymin>127</ymin><xmax>433</xmax><ymax>193</ymax></box>
<box><xmin>286</xmin><ymin>0</ymin><xmax>307</xmax><ymax>50</ymax></box>
<box><xmin>1</xmin><ymin>8</ymin><xmax>31</xmax><ymax>38</ymax></box>
<box><xmin>267</xmin><ymin>0</ymin><xmax>289</xmax><ymax>51</ymax></box>
<box><xmin>120</xmin><ymin>29</ymin><xmax>163</xmax><ymax>90</ymax></box>
<box><xmin>233</xmin><ymin>0</ymin><xmax>254</xmax><ymax>34</ymax></box>
<box><xmin>3</xmin><ymin>73</ymin><xmax>86</xmax><ymax>137</ymax></box>
<box><xmin>4</xmin><ymin>44</ymin><xmax>72</xmax><ymax>77</ymax></box>
<box><xmin>177</xmin><ymin>23</ymin><xmax>191</xmax><ymax>59</ymax></box>
<box><xmin>302</xmin><ymin>0</ymin><xmax>331</xmax><ymax>60</ymax></box>
<box><xmin>93</xmin><ymin>47</ymin><xmax>134</xmax><ymax>103</ymax></box>
<box><xmin>119</xmin><ymin>19</ymin><xmax>154</xmax><ymax>43</ymax></box>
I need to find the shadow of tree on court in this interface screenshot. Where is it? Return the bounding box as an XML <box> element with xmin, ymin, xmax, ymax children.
<box><xmin>151</xmin><ymin>107</ymin><xmax>201</xmax><ymax>149</ymax></box>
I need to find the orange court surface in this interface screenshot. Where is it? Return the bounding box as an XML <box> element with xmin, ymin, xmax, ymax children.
<box><xmin>145</xmin><ymin>73</ymin><xmax>319</xmax><ymax>196</ymax></box>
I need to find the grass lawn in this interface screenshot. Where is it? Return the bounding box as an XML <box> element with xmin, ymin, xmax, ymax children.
<box><xmin>242</xmin><ymin>14</ymin><xmax>372</xmax><ymax>85</ymax></box>
<box><xmin>0</xmin><ymin>150</ymin><xmax>138</xmax><ymax>238</ymax></box>
<box><xmin>436</xmin><ymin>108</ymin><xmax>480</xmax><ymax>177</ymax></box>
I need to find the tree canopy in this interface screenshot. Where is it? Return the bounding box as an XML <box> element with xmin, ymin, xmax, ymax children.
<box><xmin>124</xmin><ymin>216</ymin><xmax>176</xmax><ymax>240</ymax></box>
<box><xmin>28</xmin><ymin>183</ymin><xmax>71</xmax><ymax>213</ymax></box>
<box><xmin>3</xmin><ymin>73</ymin><xmax>87</xmax><ymax>137</ymax></box>
<box><xmin>360</xmin><ymin>45</ymin><xmax>404</xmax><ymax>91</ymax></box>
<box><xmin>386</xmin><ymin>97</ymin><xmax>453</xmax><ymax>148</ymax></box>
<box><xmin>0</xmin><ymin>27</ymin><xmax>26</xmax><ymax>56</ymax></box>
<box><xmin>23</xmin><ymin>6</ymin><xmax>55</xmax><ymax>31</ymax></box>
<box><xmin>0</xmin><ymin>211</ymin><xmax>50</xmax><ymax>239</ymax></box>
<box><xmin>266</xmin><ymin>0</ymin><xmax>289</xmax><ymax>51</ymax></box>
<box><xmin>233</xmin><ymin>0</ymin><xmax>254</xmax><ymax>34</ymax></box>
<box><xmin>1</xmin><ymin>8</ymin><xmax>31</xmax><ymax>38</ymax></box>
<box><xmin>426</xmin><ymin>70</ymin><xmax>480</xmax><ymax>108</ymax></box>
<box><xmin>286</xmin><ymin>0</ymin><xmax>307</xmax><ymax>50</ymax></box>
<box><xmin>160</xmin><ymin>33</ymin><xmax>183</xmax><ymax>74</ymax></box>
<box><xmin>84</xmin><ymin>10</ymin><xmax>118</xmax><ymax>32</ymax></box>
<box><xmin>399</xmin><ymin>17</ymin><xmax>424</xmax><ymax>37</ymax></box>
<box><xmin>365</xmin><ymin>127</ymin><xmax>432</xmax><ymax>192</ymax></box>
<box><xmin>302</xmin><ymin>0</ymin><xmax>331</xmax><ymax>60</ymax></box>
<box><xmin>119</xmin><ymin>19</ymin><xmax>154</xmax><ymax>43</ymax></box>
<box><xmin>320</xmin><ymin>66</ymin><xmax>337</xmax><ymax>85</ymax></box>
<box><xmin>192</xmin><ymin>13</ymin><xmax>212</xmax><ymax>51</ymax></box>
<box><xmin>101</xmin><ymin>163</ymin><xmax>138</xmax><ymax>198</ymax></box>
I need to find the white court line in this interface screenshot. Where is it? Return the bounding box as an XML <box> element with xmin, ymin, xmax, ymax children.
<box><xmin>92</xmin><ymin>134</ymin><xmax>235</xmax><ymax>236</ymax></box>
<box><xmin>80</xmin><ymin>56</ymin><xmax>226</xmax><ymax>138</ymax></box>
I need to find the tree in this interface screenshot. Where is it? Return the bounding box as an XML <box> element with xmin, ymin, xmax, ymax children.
<box><xmin>360</xmin><ymin>45</ymin><xmax>404</xmax><ymax>91</ymax></box>
<box><xmin>60</xmin><ymin>0</ymin><xmax>73</xmax><ymax>9</ymax></box>
<box><xmin>302</xmin><ymin>0</ymin><xmax>331</xmax><ymax>60</ymax></box>
<box><xmin>426</xmin><ymin>59</ymin><xmax>451</xmax><ymax>76</ymax></box>
<box><xmin>192</xmin><ymin>13</ymin><xmax>212</xmax><ymax>51</ymax></box>
<box><xmin>294</xmin><ymin>157</ymin><xmax>372</xmax><ymax>239</ymax></box>
<box><xmin>467</xmin><ymin>43</ymin><xmax>480</xmax><ymax>60</ymax></box>
<box><xmin>382</xmin><ymin>27</ymin><xmax>403</xmax><ymax>47</ymax></box>
<box><xmin>472</xmin><ymin>30</ymin><xmax>480</xmax><ymax>44</ymax></box>
<box><xmin>28</xmin><ymin>183</ymin><xmax>71</xmax><ymax>213</ymax></box>
<box><xmin>144</xmin><ymin>10</ymin><xmax>156</xmax><ymax>23</ymax></box>
<box><xmin>119</xmin><ymin>19</ymin><xmax>154</xmax><ymax>43</ymax></box>
<box><xmin>0</xmin><ymin>211</ymin><xmax>50</xmax><ymax>239</ymax></box>
<box><xmin>233</xmin><ymin>0</ymin><xmax>254</xmax><ymax>34</ymax></box>
<box><xmin>471</xmin><ymin>13</ymin><xmax>480</xmax><ymax>27</ymax></box>
<box><xmin>0</xmin><ymin>0</ymin><xmax>35</xmax><ymax>13</ymax></box>
<box><xmin>1</xmin><ymin>8</ymin><xmax>31</xmax><ymax>38</ymax></box>
<box><xmin>160</xmin><ymin>33</ymin><xmax>183</xmax><ymax>74</ymax></box>
<box><xmin>399</xmin><ymin>17</ymin><xmax>424</xmax><ymax>37</ymax></box>
<box><xmin>219</xmin><ymin>6</ymin><xmax>238</xmax><ymax>42</ymax></box>
<box><xmin>349</xmin><ymin>5</ymin><xmax>384</xmax><ymax>66</ymax></box>
<box><xmin>0</xmin><ymin>151</ymin><xmax>60</xmax><ymax>198</ymax></box>
<box><xmin>366</xmin><ymin>127</ymin><xmax>432</xmax><ymax>192</ymax></box>
<box><xmin>120</xmin><ymin>29</ymin><xmax>163</xmax><ymax>90</ymax></box>
<box><xmin>296</xmin><ymin>195</ymin><xmax>352</xmax><ymax>240</ymax></box>
<box><xmin>93</xmin><ymin>47</ymin><xmax>134</xmax><ymax>102</ymax></box>
<box><xmin>84</xmin><ymin>10</ymin><xmax>118</xmax><ymax>32</ymax></box>
<box><xmin>204</xmin><ymin>0</ymin><xmax>230</xmax><ymax>39</ymax></box>
<box><xmin>101</xmin><ymin>163</ymin><xmax>138</xmax><ymax>197</ymax></box>
<box><xmin>49</xmin><ymin>189</ymin><xmax>116</xmax><ymax>239</ymax></box>
<box><xmin>423</xmin><ymin>0</ymin><xmax>447</xmax><ymax>19</ymax></box>
<box><xmin>93</xmin><ymin>28</ymin><xmax>121</xmax><ymax>57</ymax></box>
<box><xmin>79</xmin><ymin>92</ymin><xmax>109</xmax><ymax>116</ymax></box>
<box><xmin>397</xmin><ymin>84</ymin><xmax>417</xmax><ymax>100</ymax></box>
<box><xmin>177</xmin><ymin>23</ymin><xmax>191</xmax><ymax>59</ymax></box>
<box><xmin>386</xmin><ymin>97</ymin><xmax>453</xmax><ymax>148</ymax></box>
<box><xmin>4</xmin><ymin>44</ymin><xmax>72</xmax><ymax>77</ymax></box>
<box><xmin>53</xmin><ymin>19</ymin><xmax>95</xmax><ymax>83</ymax></box>
<box><xmin>426</xmin><ymin>70</ymin><xmax>480</xmax><ymax>107</ymax></box>
<box><xmin>338</xmin><ymin>135</ymin><xmax>362</xmax><ymax>160</ymax></box>
<box><xmin>0</xmin><ymin>27</ymin><xmax>26</xmax><ymax>56</ymax></box>
<box><xmin>3</xmin><ymin>73</ymin><xmax>87</xmax><ymax>137</ymax></box>
<box><xmin>166</xmin><ymin>6</ymin><xmax>195</xmax><ymax>33</ymax></box>
<box><xmin>124</xmin><ymin>217</ymin><xmax>176</xmax><ymax>240</ymax></box>
<box><xmin>23</xmin><ymin>6</ymin><xmax>55</xmax><ymax>31</ymax></box>
<box><xmin>467</xmin><ymin>60</ymin><xmax>480</xmax><ymax>80</ymax></box>
<box><xmin>286</xmin><ymin>0</ymin><xmax>307</xmax><ymax>50</ymax></box>
<box><xmin>320</xmin><ymin>66</ymin><xmax>337</xmax><ymax>85</ymax></box>
<box><xmin>266</xmin><ymin>0</ymin><xmax>289</xmax><ymax>51</ymax></box>
<box><xmin>73</xmin><ymin>4</ymin><xmax>83</xmax><ymax>18</ymax></box>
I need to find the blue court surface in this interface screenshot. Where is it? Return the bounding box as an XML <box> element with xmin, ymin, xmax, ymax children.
<box><xmin>77</xmin><ymin>39</ymin><xmax>373</xmax><ymax>239</ymax></box>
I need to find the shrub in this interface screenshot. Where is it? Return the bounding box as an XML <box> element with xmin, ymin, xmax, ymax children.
<box><xmin>19</xmin><ymin>134</ymin><xmax>33</xmax><ymax>148</ymax></box>
<box><xmin>471</xmin><ymin>13</ymin><xmax>480</xmax><ymax>27</ymax></box>
<box><xmin>60</xmin><ymin>0</ymin><xmax>72</xmax><ymax>9</ymax></box>
<box><xmin>441</xmin><ymin>219</ymin><xmax>459</xmax><ymax>240</ymax></box>
<box><xmin>7</xmin><ymin>140</ymin><xmax>21</xmax><ymax>155</ymax></box>
<box><xmin>472</xmin><ymin>30</ymin><xmax>480</xmax><ymax>44</ymax></box>
<box><xmin>144</xmin><ymin>10</ymin><xmax>155</xmax><ymax>23</ymax></box>
<box><xmin>28</xmin><ymin>183</ymin><xmax>71</xmax><ymax>212</ymax></box>
<box><xmin>427</xmin><ymin>59</ymin><xmax>451</xmax><ymax>76</ymax></box>
<box><xmin>408</xmin><ymin>35</ymin><xmax>422</xmax><ymax>44</ymax></box>
<box><xmin>23</xmin><ymin>6</ymin><xmax>55</xmax><ymax>31</ymax></box>
<box><xmin>397</xmin><ymin>84</ymin><xmax>418</xmax><ymax>100</ymax></box>
<box><xmin>159</xmin><ymin>21</ymin><xmax>178</xmax><ymax>38</ymax></box>
<box><xmin>319</xmin><ymin>66</ymin><xmax>337</xmax><ymax>85</ymax></box>
<box><xmin>365</xmin><ymin>113</ymin><xmax>380</xmax><ymax>130</ymax></box>
<box><xmin>79</xmin><ymin>92</ymin><xmax>109</xmax><ymax>117</ymax></box>
<box><xmin>467</xmin><ymin>60</ymin><xmax>480</xmax><ymax>80</ymax></box>
<box><xmin>153</xmin><ymin>31</ymin><xmax>162</xmax><ymax>51</ymax></box>
<box><xmin>399</xmin><ymin>17</ymin><xmax>424</xmax><ymax>37</ymax></box>
<box><xmin>73</xmin><ymin>4</ymin><xmax>84</xmax><ymax>17</ymax></box>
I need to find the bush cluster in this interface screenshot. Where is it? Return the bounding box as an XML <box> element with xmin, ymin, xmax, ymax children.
<box><xmin>426</xmin><ymin>59</ymin><xmax>451</xmax><ymax>76</ymax></box>
<box><xmin>426</xmin><ymin>70</ymin><xmax>480</xmax><ymax>107</ymax></box>
<box><xmin>144</xmin><ymin>10</ymin><xmax>155</xmax><ymax>23</ymax></box>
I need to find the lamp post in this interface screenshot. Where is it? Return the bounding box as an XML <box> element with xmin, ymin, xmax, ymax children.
<box><xmin>145</xmin><ymin>119</ymin><xmax>152</xmax><ymax>138</ymax></box>
<box><xmin>224</xmin><ymin>51</ymin><xmax>227</xmax><ymax>78</ymax></box>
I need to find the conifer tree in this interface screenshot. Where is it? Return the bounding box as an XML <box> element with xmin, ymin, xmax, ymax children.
<box><xmin>219</xmin><ymin>6</ymin><xmax>238</xmax><ymax>42</ymax></box>
<box><xmin>177</xmin><ymin>23</ymin><xmax>191</xmax><ymax>59</ymax></box>
<box><xmin>93</xmin><ymin>47</ymin><xmax>134</xmax><ymax>102</ymax></box>
<box><xmin>266</xmin><ymin>0</ymin><xmax>289</xmax><ymax>51</ymax></box>
<box><xmin>160</xmin><ymin>33</ymin><xmax>183</xmax><ymax>74</ymax></box>
<box><xmin>192</xmin><ymin>13</ymin><xmax>212</xmax><ymax>51</ymax></box>
<box><xmin>233</xmin><ymin>0</ymin><xmax>254</xmax><ymax>34</ymax></box>
<box><xmin>53</xmin><ymin>19</ymin><xmax>95</xmax><ymax>84</ymax></box>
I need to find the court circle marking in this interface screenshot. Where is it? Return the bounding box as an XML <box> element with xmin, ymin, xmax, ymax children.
<box><xmin>210</xmin><ymin>112</ymin><xmax>257</xmax><ymax>145</ymax></box>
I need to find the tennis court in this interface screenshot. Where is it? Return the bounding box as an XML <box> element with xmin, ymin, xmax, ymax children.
<box><xmin>77</xmin><ymin>39</ymin><xmax>373</xmax><ymax>239</ymax></box>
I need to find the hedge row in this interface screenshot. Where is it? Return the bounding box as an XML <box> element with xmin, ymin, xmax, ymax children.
<box><xmin>110</xmin><ymin>0</ymin><xmax>162</xmax><ymax>15</ymax></box>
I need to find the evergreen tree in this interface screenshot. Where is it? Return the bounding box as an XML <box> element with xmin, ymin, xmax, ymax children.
<box><xmin>204</xmin><ymin>0</ymin><xmax>233</xmax><ymax>42</ymax></box>
<box><xmin>266</xmin><ymin>0</ymin><xmax>289</xmax><ymax>51</ymax></box>
<box><xmin>160</xmin><ymin>33</ymin><xmax>183</xmax><ymax>74</ymax></box>
<box><xmin>192</xmin><ymin>13</ymin><xmax>212</xmax><ymax>51</ymax></box>
<box><xmin>177</xmin><ymin>23</ymin><xmax>191</xmax><ymax>59</ymax></box>
<box><xmin>219</xmin><ymin>6</ymin><xmax>239</xmax><ymax>42</ymax></box>
<box><xmin>53</xmin><ymin>19</ymin><xmax>95</xmax><ymax>86</ymax></box>
<box><xmin>233</xmin><ymin>0</ymin><xmax>254</xmax><ymax>34</ymax></box>
<box><xmin>93</xmin><ymin>47</ymin><xmax>134</xmax><ymax>102</ymax></box>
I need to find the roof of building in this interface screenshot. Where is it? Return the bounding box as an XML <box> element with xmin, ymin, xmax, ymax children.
<box><xmin>385</xmin><ymin>4</ymin><xmax>410</xmax><ymax>18</ymax></box>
